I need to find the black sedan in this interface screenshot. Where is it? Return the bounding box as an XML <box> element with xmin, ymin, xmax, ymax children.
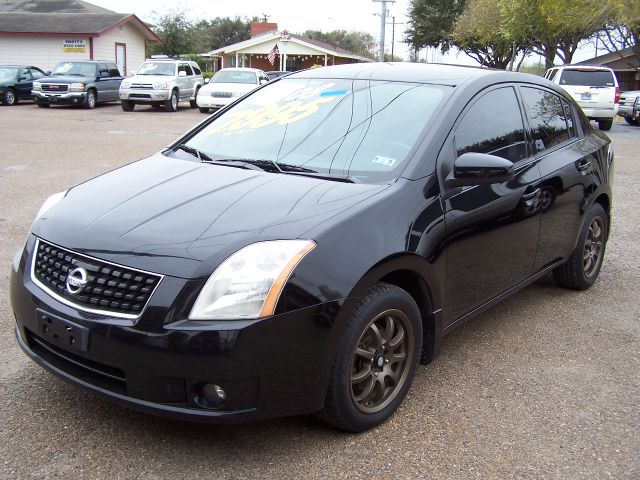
<box><xmin>0</xmin><ymin>65</ymin><xmax>46</xmax><ymax>105</ymax></box>
<box><xmin>10</xmin><ymin>63</ymin><xmax>613</xmax><ymax>432</ymax></box>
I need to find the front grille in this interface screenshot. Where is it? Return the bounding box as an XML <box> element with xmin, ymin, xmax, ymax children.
<box><xmin>42</xmin><ymin>83</ymin><xmax>69</xmax><ymax>92</ymax></box>
<box><xmin>32</xmin><ymin>239</ymin><xmax>162</xmax><ymax>318</ymax></box>
<box><xmin>131</xmin><ymin>83</ymin><xmax>153</xmax><ymax>89</ymax></box>
<box><xmin>130</xmin><ymin>93</ymin><xmax>151</xmax><ymax>98</ymax></box>
<box><xmin>212</xmin><ymin>91</ymin><xmax>233</xmax><ymax>98</ymax></box>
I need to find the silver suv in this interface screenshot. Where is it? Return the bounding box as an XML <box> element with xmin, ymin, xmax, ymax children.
<box><xmin>119</xmin><ymin>58</ymin><xmax>204</xmax><ymax>112</ymax></box>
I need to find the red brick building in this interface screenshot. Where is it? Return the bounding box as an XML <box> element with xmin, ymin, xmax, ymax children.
<box><xmin>205</xmin><ymin>22</ymin><xmax>372</xmax><ymax>72</ymax></box>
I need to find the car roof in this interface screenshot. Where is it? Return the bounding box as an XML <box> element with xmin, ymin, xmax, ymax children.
<box><xmin>287</xmin><ymin>62</ymin><xmax>549</xmax><ymax>87</ymax></box>
<box><xmin>554</xmin><ymin>65</ymin><xmax>614</xmax><ymax>71</ymax></box>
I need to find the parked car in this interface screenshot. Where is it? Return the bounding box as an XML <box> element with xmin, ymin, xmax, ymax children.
<box><xmin>544</xmin><ymin>65</ymin><xmax>619</xmax><ymax>131</ymax></box>
<box><xmin>0</xmin><ymin>65</ymin><xmax>46</xmax><ymax>105</ymax></box>
<box><xmin>119</xmin><ymin>58</ymin><xmax>204</xmax><ymax>112</ymax></box>
<box><xmin>196</xmin><ymin>67</ymin><xmax>268</xmax><ymax>113</ymax></box>
<box><xmin>32</xmin><ymin>61</ymin><xmax>122</xmax><ymax>109</ymax></box>
<box><xmin>618</xmin><ymin>90</ymin><xmax>640</xmax><ymax>125</ymax></box>
<box><xmin>11</xmin><ymin>63</ymin><xmax>613</xmax><ymax>432</ymax></box>
<box><xmin>265</xmin><ymin>70</ymin><xmax>290</xmax><ymax>80</ymax></box>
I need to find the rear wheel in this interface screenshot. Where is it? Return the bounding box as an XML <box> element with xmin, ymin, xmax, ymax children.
<box><xmin>317</xmin><ymin>282</ymin><xmax>422</xmax><ymax>432</ymax></box>
<box><xmin>624</xmin><ymin>117</ymin><xmax>638</xmax><ymax>126</ymax></box>
<box><xmin>84</xmin><ymin>89</ymin><xmax>97</xmax><ymax>109</ymax></box>
<box><xmin>190</xmin><ymin>87</ymin><xmax>200</xmax><ymax>108</ymax></box>
<box><xmin>597</xmin><ymin>118</ymin><xmax>613</xmax><ymax>131</ymax></box>
<box><xmin>121</xmin><ymin>100</ymin><xmax>134</xmax><ymax>112</ymax></box>
<box><xmin>553</xmin><ymin>203</ymin><xmax>608</xmax><ymax>290</ymax></box>
<box><xmin>165</xmin><ymin>90</ymin><xmax>178</xmax><ymax>112</ymax></box>
<box><xmin>2</xmin><ymin>88</ymin><xmax>17</xmax><ymax>105</ymax></box>
<box><xmin>198</xmin><ymin>107</ymin><xmax>209</xmax><ymax>113</ymax></box>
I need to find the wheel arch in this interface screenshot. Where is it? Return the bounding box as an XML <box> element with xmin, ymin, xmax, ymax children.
<box><xmin>594</xmin><ymin>192</ymin><xmax>611</xmax><ymax>240</ymax></box>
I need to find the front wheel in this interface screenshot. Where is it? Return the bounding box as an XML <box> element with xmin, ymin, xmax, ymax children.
<box><xmin>84</xmin><ymin>89</ymin><xmax>97</xmax><ymax>109</ymax></box>
<box><xmin>36</xmin><ymin>100</ymin><xmax>50</xmax><ymax>108</ymax></box>
<box><xmin>317</xmin><ymin>282</ymin><xmax>422</xmax><ymax>432</ymax></box>
<box><xmin>165</xmin><ymin>90</ymin><xmax>178</xmax><ymax>112</ymax></box>
<box><xmin>121</xmin><ymin>100</ymin><xmax>135</xmax><ymax>112</ymax></box>
<box><xmin>553</xmin><ymin>203</ymin><xmax>608</xmax><ymax>290</ymax></box>
<box><xmin>2</xmin><ymin>88</ymin><xmax>17</xmax><ymax>105</ymax></box>
<box><xmin>598</xmin><ymin>118</ymin><xmax>613</xmax><ymax>131</ymax></box>
<box><xmin>624</xmin><ymin>117</ymin><xmax>638</xmax><ymax>126</ymax></box>
<box><xmin>198</xmin><ymin>107</ymin><xmax>209</xmax><ymax>113</ymax></box>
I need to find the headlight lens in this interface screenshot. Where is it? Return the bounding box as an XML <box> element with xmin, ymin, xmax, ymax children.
<box><xmin>35</xmin><ymin>191</ymin><xmax>67</xmax><ymax>219</ymax></box>
<box><xmin>32</xmin><ymin>82</ymin><xmax>41</xmax><ymax>91</ymax></box>
<box><xmin>153</xmin><ymin>82</ymin><xmax>168</xmax><ymax>89</ymax></box>
<box><xmin>189</xmin><ymin>240</ymin><xmax>316</xmax><ymax>320</ymax></box>
<box><xmin>121</xmin><ymin>81</ymin><xmax>130</xmax><ymax>88</ymax></box>
<box><xmin>69</xmin><ymin>83</ymin><xmax>85</xmax><ymax>92</ymax></box>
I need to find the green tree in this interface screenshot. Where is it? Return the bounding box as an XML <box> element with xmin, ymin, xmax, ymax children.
<box><xmin>148</xmin><ymin>8</ymin><xmax>195</xmax><ymax>57</ymax></box>
<box><xmin>595</xmin><ymin>0</ymin><xmax>639</xmax><ymax>71</ymax></box>
<box><xmin>404</xmin><ymin>0</ymin><xmax>467</xmax><ymax>54</ymax></box>
<box><xmin>192</xmin><ymin>16</ymin><xmax>260</xmax><ymax>53</ymax></box>
<box><xmin>302</xmin><ymin>30</ymin><xmax>377</xmax><ymax>58</ymax></box>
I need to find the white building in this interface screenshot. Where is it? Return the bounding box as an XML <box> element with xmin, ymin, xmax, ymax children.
<box><xmin>0</xmin><ymin>0</ymin><xmax>159</xmax><ymax>74</ymax></box>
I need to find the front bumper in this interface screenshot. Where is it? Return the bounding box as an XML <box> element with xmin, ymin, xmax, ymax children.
<box><xmin>32</xmin><ymin>90</ymin><xmax>87</xmax><ymax>105</ymax></box>
<box><xmin>119</xmin><ymin>88</ymin><xmax>171</xmax><ymax>103</ymax></box>
<box><xmin>10</xmin><ymin>237</ymin><xmax>341</xmax><ymax>423</ymax></box>
<box><xmin>196</xmin><ymin>94</ymin><xmax>233</xmax><ymax>109</ymax></box>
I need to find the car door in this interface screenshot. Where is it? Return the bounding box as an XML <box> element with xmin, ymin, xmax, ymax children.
<box><xmin>438</xmin><ymin>85</ymin><xmax>542</xmax><ymax>324</ymax></box>
<box><xmin>108</xmin><ymin>63</ymin><xmax>123</xmax><ymax>101</ymax></box>
<box><xmin>15</xmin><ymin>68</ymin><xmax>32</xmax><ymax>99</ymax></box>
<box><xmin>518</xmin><ymin>86</ymin><xmax>598</xmax><ymax>270</ymax></box>
<box><xmin>177</xmin><ymin>63</ymin><xmax>192</xmax><ymax>99</ymax></box>
<box><xmin>96</xmin><ymin>63</ymin><xmax>112</xmax><ymax>101</ymax></box>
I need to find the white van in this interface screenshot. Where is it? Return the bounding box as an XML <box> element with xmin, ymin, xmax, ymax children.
<box><xmin>544</xmin><ymin>66</ymin><xmax>619</xmax><ymax>131</ymax></box>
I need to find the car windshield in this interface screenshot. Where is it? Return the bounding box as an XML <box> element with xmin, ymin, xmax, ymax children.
<box><xmin>0</xmin><ymin>67</ymin><xmax>18</xmax><ymax>79</ymax></box>
<box><xmin>212</xmin><ymin>71</ymin><xmax>258</xmax><ymax>84</ymax></box>
<box><xmin>52</xmin><ymin>62</ymin><xmax>97</xmax><ymax>76</ymax></box>
<box><xmin>136</xmin><ymin>62</ymin><xmax>176</xmax><ymax>76</ymax></box>
<box><xmin>183</xmin><ymin>78</ymin><xmax>450</xmax><ymax>183</ymax></box>
<box><xmin>560</xmin><ymin>69</ymin><xmax>615</xmax><ymax>87</ymax></box>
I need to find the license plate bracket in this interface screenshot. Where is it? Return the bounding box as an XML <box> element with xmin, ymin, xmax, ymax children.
<box><xmin>35</xmin><ymin>310</ymin><xmax>89</xmax><ymax>353</ymax></box>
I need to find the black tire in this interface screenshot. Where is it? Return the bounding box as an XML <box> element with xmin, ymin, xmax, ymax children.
<box><xmin>317</xmin><ymin>282</ymin><xmax>422</xmax><ymax>432</ymax></box>
<box><xmin>151</xmin><ymin>104</ymin><xmax>161</xmax><ymax>109</ymax></box>
<box><xmin>2</xmin><ymin>88</ymin><xmax>17</xmax><ymax>106</ymax></box>
<box><xmin>121</xmin><ymin>100</ymin><xmax>135</xmax><ymax>112</ymax></box>
<box><xmin>165</xmin><ymin>89</ymin><xmax>178</xmax><ymax>112</ymax></box>
<box><xmin>623</xmin><ymin>117</ymin><xmax>638</xmax><ymax>126</ymax></box>
<box><xmin>598</xmin><ymin>118</ymin><xmax>613</xmax><ymax>131</ymax></box>
<box><xmin>84</xmin><ymin>89</ymin><xmax>97</xmax><ymax>109</ymax></box>
<box><xmin>190</xmin><ymin>87</ymin><xmax>200</xmax><ymax>108</ymax></box>
<box><xmin>198</xmin><ymin>107</ymin><xmax>209</xmax><ymax>113</ymax></box>
<box><xmin>553</xmin><ymin>203</ymin><xmax>608</xmax><ymax>290</ymax></box>
<box><xmin>36</xmin><ymin>100</ymin><xmax>50</xmax><ymax>108</ymax></box>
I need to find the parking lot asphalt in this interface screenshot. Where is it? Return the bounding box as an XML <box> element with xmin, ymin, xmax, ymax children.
<box><xmin>0</xmin><ymin>102</ymin><xmax>638</xmax><ymax>479</ymax></box>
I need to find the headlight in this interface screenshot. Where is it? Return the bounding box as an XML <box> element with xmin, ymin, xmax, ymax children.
<box><xmin>153</xmin><ymin>82</ymin><xmax>169</xmax><ymax>89</ymax></box>
<box><xmin>121</xmin><ymin>81</ymin><xmax>130</xmax><ymax>88</ymax></box>
<box><xmin>69</xmin><ymin>83</ymin><xmax>85</xmax><ymax>92</ymax></box>
<box><xmin>32</xmin><ymin>82</ymin><xmax>41</xmax><ymax>91</ymax></box>
<box><xmin>189</xmin><ymin>240</ymin><xmax>316</xmax><ymax>320</ymax></box>
<box><xmin>35</xmin><ymin>191</ymin><xmax>67</xmax><ymax>219</ymax></box>
<box><xmin>232</xmin><ymin>91</ymin><xmax>243</xmax><ymax>97</ymax></box>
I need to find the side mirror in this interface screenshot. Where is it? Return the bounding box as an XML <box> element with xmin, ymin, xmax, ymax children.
<box><xmin>204</xmin><ymin>77</ymin><xmax>210</xmax><ymax>84</ymax></box>
<box><xmin>46</xmin><ymin>71</ymin><xmax>52</xmax><ymax>76</ymax></box>
<box><xmin>129</xmin><ymin>70</ymin><xmax>136</xmax><ymax>76</ymax></box>
<box><xmin>260</xmin><ymin>78</ymin><xmax>268</xmax><ymax>85</ymax></box>
<box><xmin>445</xmin><ymin>152</ymin><xmax>515</xmax><ymax>188</ymax></box>
<box><xmin>19</xmin><ymin>76</ymin><xmax>28</xmax><ymax>81</ymax></box>
<box><xmin>178</xmin><ymin>71</ymin><xmax>187</xmax><ymax>77</ymax></box>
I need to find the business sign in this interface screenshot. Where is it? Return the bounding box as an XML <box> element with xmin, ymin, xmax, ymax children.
<box><xmin>63</xmin><ymin>39</ymin><xmax>87</xmax><ymax>53</ymax></box>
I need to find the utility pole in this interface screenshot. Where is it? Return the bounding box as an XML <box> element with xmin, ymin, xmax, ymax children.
<box><xmin>372</xmin><ymin>0</ymin><xmax>394</xmax><ymax>62</ymax></box>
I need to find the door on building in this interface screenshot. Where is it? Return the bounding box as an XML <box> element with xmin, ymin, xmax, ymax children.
<box><xmin>115</xmin><ymin>43</ymin><xmax>126</xmax><ymax>76</ymax></box>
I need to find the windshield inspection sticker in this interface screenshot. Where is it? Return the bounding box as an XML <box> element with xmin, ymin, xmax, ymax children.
<box><xmin>372</xmin><ymin>155</ymin><xmax>397</xmax><ymax>167</ymax></box>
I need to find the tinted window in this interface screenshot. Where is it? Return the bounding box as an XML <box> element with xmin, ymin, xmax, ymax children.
<box><xmin>179</xmin><ymin>64</ymin><xmax>193</xmax><ymax>75</ymax></box>
<box><xmin>108</xmin><ymin>63</ymin><xmax>121</xmax><ymax>77</ymax></box>
<box><xmin>455</xmin><ymin>87</ymin><xmax>527</xmax><ymax>163</ymax></box>
<box><xmin>185</xmin><ymin>79</ymin><xmax>451</xmax><ymax>182</ymax></box>
<box><xmin>192</xmin><ymin>64</ymin><xmax>202</xmax><ymax>75</ymax></box>
<box><xmin>562</xmin><ymin>99</ymin><xmax>577</xmax><ymax>138</ymax></box>
<box><xmin>548</xmin><ymin>69</ymin><xmax>559</xmax><ymax>81</ymax></box>
<box><xmin>559</xmin><ymin>69</ymin><xmax>615</xmax><ymax>87</ymax></box>
<box><xmin>99</xmin><ymin>63</ymin><xmax>109</xmax><ymax>76</ymax></box>
<box><xmin>521</xmin><ymin>87</ymin><xmax>570</xmax><ymax>150</ymax></box>
<box><xmin>29</xmin><ymin>68</ymin><xmax>43</xmax><ymax>79</ymax></box>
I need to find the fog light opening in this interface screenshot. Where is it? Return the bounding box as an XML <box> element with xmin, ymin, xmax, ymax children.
<box><xmin>193</xmin><ymin>382</ymin><xmax>227</xmax><ymax>410</ymax></box>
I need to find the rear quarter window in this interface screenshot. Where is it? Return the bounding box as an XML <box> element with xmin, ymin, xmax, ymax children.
<box><xmin>559</xmin><ymin>69</ymin><xmax>615</xmax><ymax>87</ymax></box>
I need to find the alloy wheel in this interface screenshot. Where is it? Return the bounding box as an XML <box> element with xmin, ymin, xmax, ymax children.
<box><xmin>583</xmin><ymin>216</ymin><xmax>604</xmax><ymax>278</ymax></box>
<box><xmin>350</xmin><ymin>309</ymin><xmax>414</xmax><ymax>414</ymax></box>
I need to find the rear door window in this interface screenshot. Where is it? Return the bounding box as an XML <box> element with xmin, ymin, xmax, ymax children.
<box><xmin>559</xmin><ymin>69</ymin><xmax>615</xmax><ymax>87</ymax></box>
<box><xmin>521</xmin><ymin>87</ymin><xmax>571</xmax><ymax>150</ymax></box>
<box><xmin>108</xmin><ymin>63</ymin><xmax>121</xmax><ymax>77</ymax></box>
<box><xmin>192</xmin><ymin>64</ymin><xmax>202</xmax><ymax>75</ymax></box>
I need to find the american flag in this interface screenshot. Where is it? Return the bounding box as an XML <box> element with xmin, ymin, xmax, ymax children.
<box><xmin>267</xmin><ymin>45</ymin><xmax>279</xmax><ymax>65</ymax></box>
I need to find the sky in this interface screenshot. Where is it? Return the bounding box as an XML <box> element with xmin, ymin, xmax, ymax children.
<box><xmin>90</xmin><ymin>0</ymin><xmax>596</xmax><ymax>66</ymax></box>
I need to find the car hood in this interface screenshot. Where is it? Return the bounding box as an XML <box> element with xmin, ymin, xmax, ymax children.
<box><xmin>201</xmin><ymin>82</ymin><xmax>257</xmax><ymax>93</ymax></box>
<box><xmin>39</xmin><ymin>75</ymin><xmax>94</xmax><ymax>83</ymax></box>
<box><xmin>126</xmin><ymin>75</ymin><xmax>175</xmax><ymax>84</ymax></box>
<box><xmin>33</xmin><ymin>153</ymin><xmax>388</xmax><ymax>278</ymax></box>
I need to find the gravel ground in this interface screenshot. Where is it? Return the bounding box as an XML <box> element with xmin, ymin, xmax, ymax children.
<box><xmin>0</xmin><ymin>102</ymin><xmax>638</xmax><ymax>479</ymax></box>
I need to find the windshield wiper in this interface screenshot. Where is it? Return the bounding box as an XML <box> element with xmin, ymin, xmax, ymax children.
<box><xmin>175</xmin><ymin>144</ymin><xmax>213</xmax><ymax>162</ymax></box>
